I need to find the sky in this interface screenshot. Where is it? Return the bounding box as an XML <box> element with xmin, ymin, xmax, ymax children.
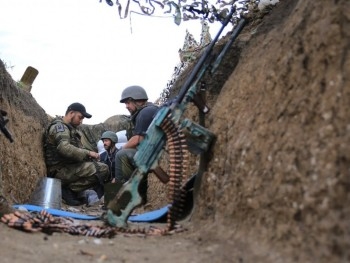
<box><xmin>0</xmin><ymin>0</ymin><xmax>230</xmax><ymax>124</ymax></box>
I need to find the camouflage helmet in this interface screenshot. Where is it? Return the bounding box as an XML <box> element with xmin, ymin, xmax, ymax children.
<box><xmin>100</xmin><ymin>131</ymin><xmax>118</xmax><ymax>143</ymax></box>
<box><xmin>120</xmin><ymin>85</ymin><xmax>148</xmax><ymax>103</ymax></box>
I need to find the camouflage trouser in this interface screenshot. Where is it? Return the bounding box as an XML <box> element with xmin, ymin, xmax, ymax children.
<box><xmin>114</xmin><ymin>149</ymin><xmax>148</xmax><ymax>199</ymax></box>
<box><xmin>115</xmin><ymin>148</ymin><xmax>137</xmax><ymax>183</ymax></box>
<box><xmin>54</xmin><ymin>161</ymin><xmax>109</xmax><ymax>192</ymax></box>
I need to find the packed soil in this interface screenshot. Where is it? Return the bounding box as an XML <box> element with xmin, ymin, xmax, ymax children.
<box><xmin>0</xmin><ymin>0</ymin><xmax>349</xmax><ymax>262</ymax></box>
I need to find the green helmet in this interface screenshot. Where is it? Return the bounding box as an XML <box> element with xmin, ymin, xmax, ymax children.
<box><xmin>120</xmin><ymin>85</ymin><xmax>148</xmax><ymax>103</ymax></box>
<box><xmin>100</xmin><ymin>131</ymin><xmax>118</xmax><ymax>143</ymax></box>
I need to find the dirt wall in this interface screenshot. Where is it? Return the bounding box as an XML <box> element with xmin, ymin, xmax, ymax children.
<box><xmin>0</xmin><ymin>60</ymin><xmax>49</xmax><ymax>203</ymax></box>
<box><xmin>193</xmin><ymin>0</ymin><xmax>350</xmax><ymax>261</ymax></box>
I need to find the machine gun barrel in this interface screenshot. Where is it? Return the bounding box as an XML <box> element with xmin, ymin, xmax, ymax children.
<box><xmin>211</xmin><ymin>18</ymin><xmax>247</xmax><ymax>74</ymax></box>
<box><xmin>174</xmin><ymin>6</ymin><xmax>236</xmax><ymax>106</ymax></box>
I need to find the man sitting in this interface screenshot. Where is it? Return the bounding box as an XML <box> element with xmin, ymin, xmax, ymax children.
<box><xmin>99</xmin><ymin>131</ymin><xmax>119</xmax><ymax>182</ymax></box>
<box><xmin>43</xmin><ymin>102</ymin><xmax>109</xmax><ymax>206</ymax></box>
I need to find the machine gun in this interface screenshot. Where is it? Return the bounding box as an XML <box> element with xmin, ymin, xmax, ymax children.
<box><xmin>107</xmin><ymin>7</ymin><xmax>247</xmax><ymax>229</ymax></box>
<box><xmin>0</xmin><ymin>110</ymin><xmax>14</xmax><ymax>143</ymax></box>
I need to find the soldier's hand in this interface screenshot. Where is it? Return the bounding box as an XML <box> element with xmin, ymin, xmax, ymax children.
<box><xmin>88</xmin><ymin>151</ymin><xmax>100</xmax><ymax>160</ymax></box>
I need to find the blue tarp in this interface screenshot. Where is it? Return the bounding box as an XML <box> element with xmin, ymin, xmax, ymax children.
<box><xmin>12</xmin><ymin>204</ymin><xmax>168</xmax><ymax>222</ymax></box>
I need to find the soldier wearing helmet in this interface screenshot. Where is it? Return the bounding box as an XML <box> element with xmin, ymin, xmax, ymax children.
<box><xmin>99</xmin><ymin>131</ymin><xmax>118</xmax><ymax>182</ymax></box>
<box><xmin>115</xmin><ymin>85</ymin><xmax>159</xmax><ymax>204</ymax></box>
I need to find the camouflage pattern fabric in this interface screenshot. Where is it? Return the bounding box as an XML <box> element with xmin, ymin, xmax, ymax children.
<box><xmin>79</xmin><ymin>123</ymin><xmax>109</xmax><ymax>152</ymax></box>
<box><xmin>44</xmin><ymin>117</ymin><xmax>109</xmax><ymax>192</ymax></box>
<box><xmin>179</xmin><ymin>20</ymin><xmax>212</xmax><ymax>63</ymax></box>
<box><xmin>54</xmin><ymin>161</ymin><xmax>109</xmax><ymax>192</ymax></box>
<box><xmin>44</xmin><ymin>117</ymin><xmax>90</xmax><ymax>168</ymax></box>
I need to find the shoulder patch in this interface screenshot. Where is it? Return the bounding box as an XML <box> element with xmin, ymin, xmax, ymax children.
<box><xmin>55</xmin><ymin>124</ymin><xmax>65</xmax><ymax>133</ymax></box>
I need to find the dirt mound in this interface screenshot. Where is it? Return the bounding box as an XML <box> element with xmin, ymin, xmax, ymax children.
<box><xmin>0</xmin><ymin>0</ymin><xmax>349</xmax><ymax>262</ymax></box>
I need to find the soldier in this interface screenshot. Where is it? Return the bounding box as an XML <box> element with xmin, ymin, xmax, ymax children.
<box><xmin>114</xmin><ymin>86</ymin><xmax>159</xmax><ymax>204</ymax></box>
<box><xmin>44</xmin><ymin>102</ymin><xmax>109</xmax><ymax>206</ymax></box>
<box><xmin>99</xmin><ymin>131</ymin><xmax>118</xmax><ymax>182</ymax></box>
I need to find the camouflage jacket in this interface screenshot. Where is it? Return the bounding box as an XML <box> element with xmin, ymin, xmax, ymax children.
<box><xmin>44</xmin><ymin>117</ymin><xmax>90</xmax><ymax>173</ymax></box>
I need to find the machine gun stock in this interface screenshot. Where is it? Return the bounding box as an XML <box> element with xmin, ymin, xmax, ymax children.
<box><xmin>107</xmin><ymin>6</ymin><xmax>247</xmax><ymax>229</ymax></box>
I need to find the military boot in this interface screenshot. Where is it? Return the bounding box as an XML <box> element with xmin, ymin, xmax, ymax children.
<box><xmin>62</xmin><ymin>186</ymin><xmax>84</xmax><ymax>206</ymax></box>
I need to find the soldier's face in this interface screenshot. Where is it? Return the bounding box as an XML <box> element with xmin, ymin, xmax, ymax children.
<box><xmin>125</xmin><ymin>100</ymin><xmax>144</xmax><ymax>115</ymax></box>
<box><xmin>125</xmin><ymin>99</ymin><xmax>137</xmax><ymax>114</ymax></box>
<box><xmin>103</xmin><ymin>139</ymin><xmax>113</xmax><ymax>151</ymax></box>
<box><xmin>69</xmin><ymin>112</ymin><xmax>84</xmax><ymax>127</ymax></box>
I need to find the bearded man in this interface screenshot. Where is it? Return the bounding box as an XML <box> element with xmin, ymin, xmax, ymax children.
<box><xmin>99</xmin><ymin>131</ymin><xmax>119</xmax><ymax>182</ymax></box>
<box><xmin>44</xmin><ymin>102</ymin><xmax>109</xmax><ymax>206</ymax></box>
<box><xmin>114</xmin><ymin>86</ymin><xmax>159</xmax><ymax>204</ymax></box>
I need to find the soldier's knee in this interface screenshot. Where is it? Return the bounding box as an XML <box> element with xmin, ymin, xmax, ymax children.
<box><xmin>95</xmin><ymin>162</ymin><xmax>110</xmax><ymax>182</ymax></box>
<box><xmin>99</xmin><ymin>163</ymin><xmax>109</xmax><ymax>174</ymax></box>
